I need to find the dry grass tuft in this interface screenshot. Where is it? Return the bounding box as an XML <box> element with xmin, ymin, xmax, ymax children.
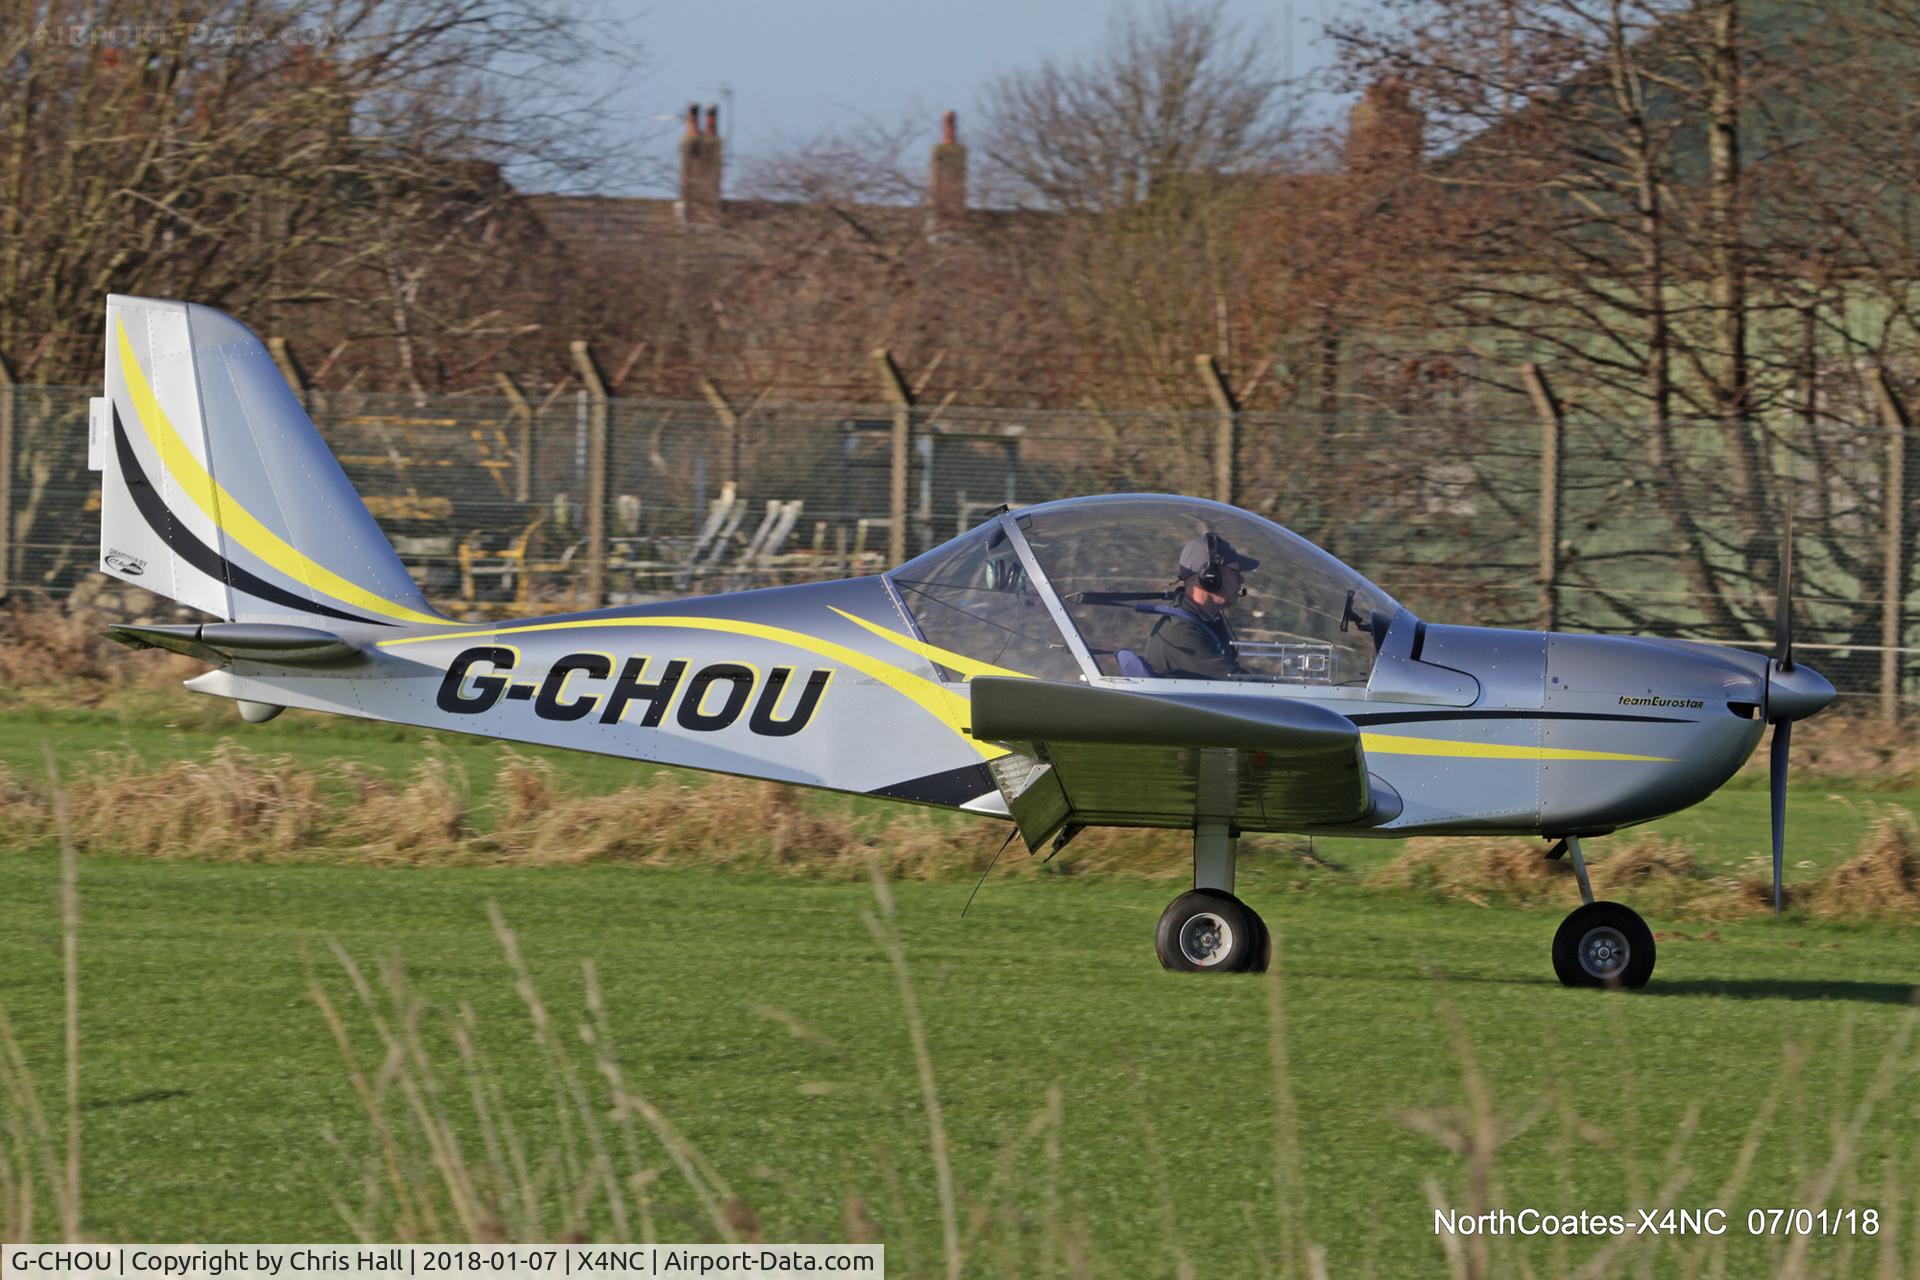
<box><xmin>1369</xmin><ymin>833</ymin><xmax>1770</xmax><ymax>921</ymax></box>
<box><xmin>15</xmin><ymin>733</ymin><xmax>1920</xmax><ymax>921</ymax></box>
<box><xmin>0</xmin><ymin>762</ymin><xmax>48</xmax><ymax>831</ymax></box>
<box><xmin>1806</xmin><ymin>809</ymin><xmax>1920</xmax><ymax>920</ymax></box>
<box><xmin>1741</xmin><ymin>716</ymin><xmax>1920</xmax><ymax>789</ymax></box>
<box><xmin>334</xmin><ymin>757</ymin><xmax>475</xmax><ymax>861</ymax></box>
<box><xmin>1593</xmin><ymin>835</ymin><xmax>1708</xmax><ymax>887</ymax></box>
<box><xmin>0</xmin><ymin>586</ymin><xmax>200</xmax><ymax>701</ymax></box>
<box><xmin>0</xmin><ymin>743</ymin><xmax>1327</xmax><ymax>883</ymax></box>
<box><xmin>1368</xmin><ymin>837</ymin><xmax>1570</xmax><ymax>901</ymax></box>
<box><xmin>68</xmin><ymin>743</ymin><xmax>334</xmax><ymax>859</ymax></box>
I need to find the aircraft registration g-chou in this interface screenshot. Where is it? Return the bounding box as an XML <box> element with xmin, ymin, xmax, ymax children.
<box><xmin>91</xmin><ymin>295</ymin><xmax>1836</xmax><ymax>988</ymax></box>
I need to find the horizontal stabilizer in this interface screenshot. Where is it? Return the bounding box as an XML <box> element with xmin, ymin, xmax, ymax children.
<box><xmin>103</xmin><ymin>622</ymin><xmax>361</xmax><ymax>667</ymax></box>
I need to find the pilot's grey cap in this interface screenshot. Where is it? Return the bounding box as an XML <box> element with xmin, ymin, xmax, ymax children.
<box><xmin>1178</xmin><ymin>533</ymin><xmax>1259</xmax><ymax>578</ymax></box>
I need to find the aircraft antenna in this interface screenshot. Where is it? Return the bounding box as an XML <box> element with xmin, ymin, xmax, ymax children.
<box><xmin>962</xmin><ymin>826</ymin><xmax>1022</xmax><ymax>918</ymax></box>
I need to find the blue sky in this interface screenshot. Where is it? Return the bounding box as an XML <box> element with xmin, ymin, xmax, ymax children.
<box><xmin>583</xmin><ymin>0</ymin><xmax>1359</xmax><ymax>195</ymax></box>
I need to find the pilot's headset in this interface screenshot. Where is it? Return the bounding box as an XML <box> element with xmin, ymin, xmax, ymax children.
<box><xmin>1195</xmin><ymin>531</ymin><xmax>1226</xmax><ymax>593</ymax></box>
<box><xmin>1190</xmin><ymin>532</ymin><xmax>1248</xmax><ymax>599</ymax></box>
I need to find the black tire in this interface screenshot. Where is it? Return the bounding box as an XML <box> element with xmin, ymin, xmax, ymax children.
<box><xmin>1244</xmin><ymin>904</ymin><xmax>1272</xmax><ymax>974</ymax></box>
<box><xmin>1552</xmin><ymin>901</ymin><xmax>1656</xmax><ymax>989</ymax></box>
<box><xmin>1156</xmin><ymin>889</ymin><xmax>1258</xmax><ymax>972</ymax></box>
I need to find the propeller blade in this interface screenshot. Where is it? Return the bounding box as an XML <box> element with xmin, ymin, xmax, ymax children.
<box><xmin>1770</xmin><ymin>718</ymin><xmax>1792</xmax><ymax>915</ymax></box>
<box><xmin>1775</xmin><ymin>490</ymin><xmax>1795</xmax><ymax>673</ymax></box>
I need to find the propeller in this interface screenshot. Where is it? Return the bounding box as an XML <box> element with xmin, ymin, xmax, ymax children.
<box><xmin>1769</xmin><ymin>717</ymin><xmax>1790</xmax><ymax>914</ymax></box>
<box><xmin>1770</xmin><ymin>495</ymin><xmax>1793</xmax><ymax>915</ymax></box>
<box><xmin>1775</xmin><ymin>498</ymin><xmax>1795</xmax><ymax>677</ymax></box>
<box><xmin>1762</xmin><ymin>491</ymin><xmax>1835</xmax><ymax>913</ymax></box>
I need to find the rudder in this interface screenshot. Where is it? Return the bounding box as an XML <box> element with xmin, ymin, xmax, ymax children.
<box><xmin>91</xmin><ymin>295</ymin><xmax>441</xmax><ymax>627</ymax></box>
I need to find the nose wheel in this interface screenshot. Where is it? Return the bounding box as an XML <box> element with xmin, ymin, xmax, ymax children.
<box><xmin>1547</xmin><ymin>837</ymin><xmax>1655</xmax><ymax>988</ymax></box>
<box><xmin>1553</xmin><ymin>901</ymin><xmax>1655</xmax><ymax>988</ymax></box>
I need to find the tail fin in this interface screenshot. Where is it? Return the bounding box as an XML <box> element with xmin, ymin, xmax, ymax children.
<box><xmin>91</xmin><ymin>295</ymin><xmax>441</xmax><ymax>627</ymax></box>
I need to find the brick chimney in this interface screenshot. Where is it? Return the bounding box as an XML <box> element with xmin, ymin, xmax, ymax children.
<box><xmin>926</xmin><ymin>110</ymin><xmax>967</xmax><ymax>243</ymax></box>
<box><xmin>677</xmin><ymin>102</ymin><xmax>722</xmax><ymax>230</ymax></box>
<box><xmin>1345</xmin><ymin>78</ymin><xmax>1424</xmax><ymax>174</ymax></box>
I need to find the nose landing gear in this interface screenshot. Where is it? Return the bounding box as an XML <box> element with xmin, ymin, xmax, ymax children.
<box><xmin>1154</xmin><ymin>823</ymin><xmax>1272</xmax><ymax>973</ymax></box>
<box><xmin>1548</xmin><ymin>836</ymin><xmax>1656</xmax><ymax>988</ymax></box>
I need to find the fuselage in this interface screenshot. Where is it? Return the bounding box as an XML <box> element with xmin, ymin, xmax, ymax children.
<box><xmin>184</xmin><ymin>573</ymin><xmax>1786</xmax><ymax>839</ymax></box>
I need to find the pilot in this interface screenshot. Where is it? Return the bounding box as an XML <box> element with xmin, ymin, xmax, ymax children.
<box><xmin>1144</xmin><ymin>533</ymin><xmax>1259</xmax><ymax>679</ymax></box>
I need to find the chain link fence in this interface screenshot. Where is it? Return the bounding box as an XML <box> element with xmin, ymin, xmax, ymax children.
<box><xmin>5</xmin><ymin>381</ymin><xmax>1916</xmax><ymax>711</ymax></box>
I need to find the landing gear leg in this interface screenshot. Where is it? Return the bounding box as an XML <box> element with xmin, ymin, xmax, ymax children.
<box><xmin>1566</xmin><ymin>834</ymin><xmax>1595</xmax><ymax>905</ymax></box>
<box><xmin>1550</xmin><ymin>836</ymin><xmax>1656</xmax><ymax>989</ymax></box>
<box><xmin>1155</xmin><ymin>824</ymin><xmax>1269</xmax><ymax>972</ymax></box>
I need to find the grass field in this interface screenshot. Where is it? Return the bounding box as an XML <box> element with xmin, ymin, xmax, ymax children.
<box><xmin>4</xmin><ymin>700</ymin><xmax>1920</xmax><ymax>1277</ymax></box>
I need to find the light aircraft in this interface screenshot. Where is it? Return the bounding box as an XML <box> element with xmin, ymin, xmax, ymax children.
<box><xmin>90</xmin><ymin>295</ymin><xmax>1835</xmax><ymax>986</ymax></box>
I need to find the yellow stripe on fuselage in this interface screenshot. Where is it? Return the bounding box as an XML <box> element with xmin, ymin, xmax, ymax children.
<box><xmin>378</xmin><ymin>614</ymin><xmax>1005</xmax><ymax>759</ymax></box>
<box><xmin>115</xmin><ymin>319</ymin><xmax>445</xmax><ymax>626</ymax></box>
<box><xmin>1361</xmin><ymin>732</ymin><xmax>1674</xmax><ymax>763</ymax></box>
<box><xmin>380</xmin><ymin>614</ymin><xmax>1669</xmax><ymax>766</ymax></box>
<box><xmin>828</xmin><ymin>606</ymin><xmax>1031</xmax><ymax>681</ymax></box>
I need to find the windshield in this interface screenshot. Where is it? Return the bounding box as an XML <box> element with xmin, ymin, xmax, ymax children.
<box><xmin>886</xmin><ymin>521</ymin><xmax>1084</xmax><ymax>681</ymax></box>
<box><xmin>1013</xmin><ymin>495</ymin><xmax>1398</xmax><ymax>685</ymax></box>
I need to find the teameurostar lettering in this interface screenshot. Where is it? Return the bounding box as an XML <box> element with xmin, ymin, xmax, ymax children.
<box><xmin>1618</xmin><ymin>695</ymin><xmax>1705</xmax><ymax>709</ymax></box>
<box><xmin>435</xmin><ymin>645</ymin><xmax>832</xmax><ymax>736</ymax></box>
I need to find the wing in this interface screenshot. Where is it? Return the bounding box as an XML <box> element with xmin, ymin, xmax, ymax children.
<box><xmin>967</xmin><ymin>677</ymin><xmax>1383</xmax><ymax>849</ymax></box>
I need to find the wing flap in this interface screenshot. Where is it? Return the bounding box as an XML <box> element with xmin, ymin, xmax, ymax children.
<box><xmin>968</xmin><ymin>677</ymin><xmax>1374</xmax><ymax>845</ymax></box>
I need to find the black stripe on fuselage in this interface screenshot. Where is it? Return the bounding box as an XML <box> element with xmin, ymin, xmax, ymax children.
<box><xmin>870</xmin><ymin>762</ymin><xmax>997</xmax><ymax>807</ymax></box>
<box><xmin>112</xmin><ymin>407</ymin><xmax>392</xmax><ymax>628</ymax></box>
<box><xmin>1346</xmin><ymin>709</ymin><xmax>1694</xmax><ymax>726</ymax></box>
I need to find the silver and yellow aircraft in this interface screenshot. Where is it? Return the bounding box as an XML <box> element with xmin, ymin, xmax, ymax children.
<box><xmin>92</xmin><ymin>296</ymin><xmax>1834</xmax><ymax>986</ymax></box>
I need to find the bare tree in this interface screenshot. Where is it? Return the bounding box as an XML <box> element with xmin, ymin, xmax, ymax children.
<box><xmin>975</xmin><ymin>0</ymin><xmax>1297</xmax><ymax>213</ymax></box>
<box><xmin>1322</xmin><ymin>0</ymin><xmax>1920</xmax><ymax>693</ymax></box>
<box><xmin>0</xmin><ymin>0</ymin><xmax>642</xmax><ymax>585</ymax></box>
<box><xmin>741</xmin><ymin>116</ymin><xmax>928</xmax><ymax>210</ymax></box>
<box><xmin>1326</xmin><ymin>0</ymin><xmax>1797</xmax><ymax>637</ymax></box>
<box><xmin>953</xmin><ymin>2</ymin><xmax>1315</xmax><ymax>414</ymax></box>
<box><xmin>0</xmin><ymin>0</ymin><xmax>643</xmax><ymax>377</ymax></box>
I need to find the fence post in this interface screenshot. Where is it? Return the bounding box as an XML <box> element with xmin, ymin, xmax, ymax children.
<box><xmin>700</xmin><ymin>377</ymin><xmax>740</xmax><ymax>490</ymax></box>
<box><xmin>1521</xmin><ymin>363</ymin><xmax>1564</xmax><ymax>632</ymax></box>
<box><xmin>1193</xmin><ymin>354</ymin><xmax>1239</xmax><ymax>506</ymax></box>
<box><xmin>1874</xmin><ymin>369</ymin><xmax>1911</xmax><ymax>724</ymax></box>
<box><xmin>496</xmin><ymin>372</ymin><xmax>534</xmax><ymax>504</ymax></box>
<box><xmin>871</xmin><ymin>349</ymin><xmax>913</xmax><ymax>565</ymax></box>
<box><xmin>0</xmin><ymin>348</ymin><xmax>12</xmax><ymax>602</ymax></box>
<box><xmin>570</xmin><ymin>340</ymin><xmax>611</xmax><ymax>609</ymax></box>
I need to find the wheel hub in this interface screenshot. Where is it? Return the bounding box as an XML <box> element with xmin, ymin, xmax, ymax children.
<box><xmin>1178</xmin><ymin>912</ymin><xmax>1235</xmax><ymax>966</ymax></box>
<box><xmin>1579</xmin><ymin>925</ymin><xmax>1630</xmax><ymax>980</ymax></box>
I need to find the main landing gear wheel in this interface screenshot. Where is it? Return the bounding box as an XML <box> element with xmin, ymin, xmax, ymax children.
<box><xmin>1156</xmin><ymin>889</ymin><xmax>1267</xmax><ymax>972</ymax></box>
<box><xmin>1552</xmin><ymin>901</ymin><xmax>1656</xmax><ymax>989</ymax></box>
<box><xmin>1246</xmin><ymin>908</ymin><xmax>1272</xmax><ymax>974</ymax></box>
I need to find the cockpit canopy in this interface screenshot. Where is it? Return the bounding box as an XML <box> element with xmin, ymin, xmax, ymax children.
<box><xmin>886</xmin><ymin>494</ymin><xmax>1399</xmax><ymax>687</ymax></box>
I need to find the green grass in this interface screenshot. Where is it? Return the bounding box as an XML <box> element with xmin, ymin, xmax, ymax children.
<box><xmin>3</xmin><ymin>704</ymin><xmax>1919</xmax><ymax>1275</ymax></box>
<box><xmin>1</xmin><ymin>852</ymin><xmax>1917</xmax><ymax>1274</ymax></box>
